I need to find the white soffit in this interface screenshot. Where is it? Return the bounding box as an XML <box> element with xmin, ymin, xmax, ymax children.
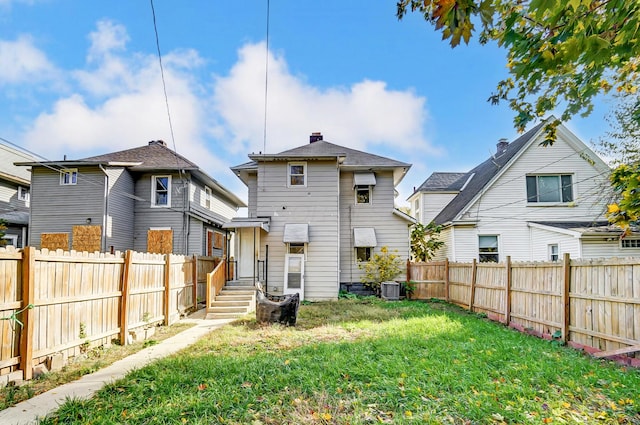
<box><xmin>354</xmin><ymin>227</ymin><xmax>377</xmax><ymax>247</ymax></box>
<box><xmin>283</xmin><ymin>223</ymin><xmax>309</xmax><ymax>243</ymax></box>
<box><xmin>353</xmin><ymin>172</ymin><xmax>376</xmax><ymax>187</ymax></box>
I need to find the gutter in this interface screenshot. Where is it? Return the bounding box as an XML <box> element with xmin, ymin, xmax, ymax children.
<box><xmin>98</xmin><ymin>165</ymin><xmax>109</xmax><ymax>253</ymax></box>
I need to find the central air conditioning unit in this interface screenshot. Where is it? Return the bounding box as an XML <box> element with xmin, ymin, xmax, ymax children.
<box><xmin>381</xmin><ymin>281</ymin><xmax>400</xmax><ymax>301</ymax></box>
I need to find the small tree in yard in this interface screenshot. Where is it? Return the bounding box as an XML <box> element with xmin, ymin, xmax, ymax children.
<box><xmin>410</xmin><ymin>222</ymin><xmax>444</xmax><ymax>262</ymax></box>
<box><xmin>359</xmin><ymin>246</ymin><xmax>404</xmax><ymax>295</ymax></box>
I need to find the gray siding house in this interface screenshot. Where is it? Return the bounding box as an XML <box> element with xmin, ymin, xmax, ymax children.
<box><xmin>18</xmin><ymin>141</ymin><xmax>245</xmax><ymax>255</ymax></box>
<box><xmin>0</xmin><ymin>142</ymin><xmax>35</xmax><ymax>248</ymax></box>
<box><xmin>225</xmin><ymin>133</ymin><xmax>414</xmax><ymax>301</ymax></box>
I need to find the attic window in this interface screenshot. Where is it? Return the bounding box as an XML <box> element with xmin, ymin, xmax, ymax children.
<box><xmin>526</xmin><ymin>175</ymin><xmax>573</xmax><ymax>203</ymax></box>
<box><xmin>60</xmin><ymin>169</ymin><xmax>78</xmax><ymax>185</ymax></box>
<box><xmin>18</xmin><ymin>186</ymin><xmax>30</xmax><ymax>201</ymax></box>
<box><xmin>205</xmin><ymin>187</ymin><xmax>212</xmax><ymax>209</ymax></box>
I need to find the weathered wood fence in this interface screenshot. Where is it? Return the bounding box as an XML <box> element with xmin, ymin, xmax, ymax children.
<box><xmin>0</xmin><ymin>247</ymin><xmax>220</xmax><ymax>384</ymax></box>
<box><xmin>407</xmin><ymin>255</ymin><xmax>640</xmax><ymax>360</ymax></box>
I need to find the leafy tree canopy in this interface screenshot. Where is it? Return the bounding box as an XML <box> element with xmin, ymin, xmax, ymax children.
<box><xmin>397</xmin><ymin>0</ymin><xmax>640</xmax><ymax>144</ymax></box>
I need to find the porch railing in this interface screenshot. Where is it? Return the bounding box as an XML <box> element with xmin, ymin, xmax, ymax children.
<box><xmin>206</xmin><ymin>256</ymin><xmax>227</xmax><ymax>313</ymax></box>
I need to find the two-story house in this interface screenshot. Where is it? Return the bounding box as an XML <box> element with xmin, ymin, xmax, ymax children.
<box><xmin>224</xmin><ymin>132</ymin><xmax>415</xmax><ymax>301</ymax></box>
<box><xmin>17</xmin><ymin>140</ymin><xmax>245</xmax><ymax>255</ymax></box>
<box><xmin>408</xmin><ymin>118</ymin><xmax>636</xmax><ymax>262</ymax></box>
<box><xmin>0</xmin><ymin>142</ymin><xmax>34</xmax><ymax>247</ymax></box>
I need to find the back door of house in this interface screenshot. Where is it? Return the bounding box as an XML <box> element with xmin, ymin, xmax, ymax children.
<box><xmin>284</xmin><ymin>253</ymin><xmax>304</xmax><ymax>299</ymax></box>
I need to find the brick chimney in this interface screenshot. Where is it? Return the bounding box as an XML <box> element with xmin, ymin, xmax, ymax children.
<box><xmin>149</xmin><ymin>140</ymin><xmax>167</xmax><ymax>146</ymax></box>
<box><xmin>496</xmin><ymin>138</ymin><xmax>509</xmax><ymax>153</ymax></box>
<box><xmin>310</xmin><ymin>132</ymin><xmax>323</xmax><ymax>143</ymax></box>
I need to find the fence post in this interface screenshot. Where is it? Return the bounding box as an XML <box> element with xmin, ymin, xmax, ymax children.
<box><xmin>562</xmin><ymin>253</ymin><xmax>571</xmax><ymax>343</ymax></box>
<box><xmin>469</xmin><ymin>259</ymin><xmax>477</xmax><ymax>312</ymax></box>
<box><xmin>19</xmin><ymin>246</ymin><xmax>35</xmax><ymax>380</ymax></box>
<box><xmin>164</xmin><ymin>254</ymin><xmax>171</xmax><ymax>326</ymax></box>
<box><xmin>192</xmin><ymin>254</ymin><xmax>198</xmax><ymax>310</ymax></box>
<box><xmin>119</xmin><ymin>250</ymin><xmax>133</xmax><ymax>346</ymax></box>
<box><xmin>505</xmin><ymin>256</ymin><xmax>512</xmax><ymax>325</ymax></box>
<box><xmin>406</xmin><ymin>259</ymin><xmax>411</xmax><ymax>287</ymax></box>
<box><xmin>444</xmin><ymin>258</ymin><xmax>449</xmax><ymax>302</ymax></box>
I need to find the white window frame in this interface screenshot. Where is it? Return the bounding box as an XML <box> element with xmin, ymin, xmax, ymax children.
<box><xmin>151</xmin><ymin>175</ymin><xmax>172</xmax><ymax>208</ymax></box>
<box><xmin>355</xmin><ymin>246</ymin><xmax>372</xmax><ymax>263</ymax></box>
<box><xmin>288</xmin><ymin>162</ymin><xmax>307</xmax><ymax>187</ymax></box>
<box><xmin>621</xmin><ymin>238</ymin><xmax>640</xmax><ymax>248</ymax></box>
<box><xmin>2</xmin><ymin>234</ymin><xmax>17</xmax><ymax>247</ymax></box>
<box><xmin>18</xmin><ymin>186</ymin><xmax>30</xmax><ymax>202</ymax></box>
<box><xmin>526</xmin><ymin>174</ymin><xmax>573</xmax><ymax>204</ymax></box>
<box><xmin>204</xmin><ymin>186</ymin><xmax>212</xmax><ymax>209</ymax></box>
<box><xmin>60</xmin><ymin>169</ymin><xmax>78</xmax><ymax>185</ymax></box>
<box><xmin>355</xmin><ymin>185</ymin><xmax>372</xmax><ymax>204</ymax></box>
<box><xmin>478</xmin><ymin>235</ymin><xmax>499</xmax><ymax>263</ymax></box>
<box><xmin>548</xmin><ymin>244</ymin><xmax>559</xmax><ymax>261</ymax></box>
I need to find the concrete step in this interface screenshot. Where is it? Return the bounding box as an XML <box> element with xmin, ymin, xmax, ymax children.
<box><xmin>206</xmin><ymin>283</ymin><xmax>257</xmax><ymax>319</ymax></box>
<box><xmin>212</xmin><ymin>300</ymin><xmax>251</xmax><ymax>307</ymax></box>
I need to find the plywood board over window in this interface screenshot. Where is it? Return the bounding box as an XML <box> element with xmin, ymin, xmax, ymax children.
<box><xmin>148</xmin><ymin>229</ymin><xmax>173</xmax><ymax>254</ymax></box>
<box><xmin>72</xmin><ymin>225</ymin><xmax>102</xmax><ymax>253</ymax></box>
<box><xmin>41</xmin><ymin>233</ymin><xmax>69</xmax><ymax>251</ymax></box>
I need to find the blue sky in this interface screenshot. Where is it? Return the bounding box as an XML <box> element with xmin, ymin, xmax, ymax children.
<box><xmin>0</xmin><ymin>0</ymin><xmax>611</xmax><ymax>207</ymax></box>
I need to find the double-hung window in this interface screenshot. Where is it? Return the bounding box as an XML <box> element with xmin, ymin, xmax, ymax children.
<box><xmin>288</xmin><ymin>162</ymin><xmax>306</xmax><ymax>187</ymax></box>
<box><xmin>526</xmin><ymin>174</ymin><xmax>573</xmax><ymax>203</ymax></box>
<box><xmin>60</xmin><ymin>169</ymin><xmax>78</xmax><ymax>185</ymax></box>
<box><xmin>204</xmin><ymin>187</ymin><xmax>212</xmax><ymax>209</ymax></box>
<box><xmin>18</xmin><ymin>186</ymin><xmax>30</xmax><ymax>202</ymax></box>
<box><xmin>548</xmin><ymin>244</ymin><xmax>559</xmax><ymax>261</ymax></box>
<box><xmin>152</xmin><ymin>175</ymin><xmax>171</xmax><ymax>207</ymax></box>
<box><xmin>479</xmin><ymin>235</ymin><xmax>499</xmax><ymax>263</ymax></box>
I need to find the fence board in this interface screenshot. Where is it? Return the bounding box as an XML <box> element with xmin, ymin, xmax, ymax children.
<box><xmin>407</xmin><ymin>256</ymin><xmax>640</xmax><ymax>358</ymax></box>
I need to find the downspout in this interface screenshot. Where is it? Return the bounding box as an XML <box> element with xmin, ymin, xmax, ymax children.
<box><xmin>98</xmin><ymin>165</ymin><xmax>109</xmax><ymax>253</ymax></box>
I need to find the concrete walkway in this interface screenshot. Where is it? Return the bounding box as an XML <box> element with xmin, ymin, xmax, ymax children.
<box><xmin>0</xmin><ymin>311</ymin><xmax>234</xmax><ymax>425</ymax></box>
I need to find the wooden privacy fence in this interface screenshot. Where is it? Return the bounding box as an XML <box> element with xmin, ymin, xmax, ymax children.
<box><xmin>407</xmin><ymin>255</ymin><xmax>640</xmax><ymax>361</ymax></box>
<box><xmin>0</xmin><ymin>247</ymin><xmax>219</xmax><ymax>383</ymax></box>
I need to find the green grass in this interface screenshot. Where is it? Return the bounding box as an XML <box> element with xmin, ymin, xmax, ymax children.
<box><xmin>40</xmin><ymin>299</ymin><xmax>639</xmax><ymax>424</ymax></box>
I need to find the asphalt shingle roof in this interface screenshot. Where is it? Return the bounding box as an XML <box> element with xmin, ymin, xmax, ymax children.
<box><xmin>414</xmin><ymin>172</ymin><xmax>469</xmax><ymax>192</ymax></box>
<box><xmin>82</xmin><ymin>141</ymin><xmax>197</xmax><ymax>170</ymax></box>
<box><xmin>433</xmin><ymin>121</ymin><xmax>546</xmax><ymax>225</ymax></box>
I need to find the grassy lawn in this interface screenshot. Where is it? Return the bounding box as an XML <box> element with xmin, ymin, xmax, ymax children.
<box><xmin>40</xmin><ymin>299</ymin><xmax>639</xmax><ymax>424</ymax></box>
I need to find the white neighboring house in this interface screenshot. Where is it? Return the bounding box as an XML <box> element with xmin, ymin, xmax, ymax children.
<box><xmin>408</xmin><ymin>118</ymin><xmax>637</xmax><ymax>262</ymax></box>
<box><xmin>225</xmin><ymin>132</ymin><xmax>414</xmax><ymax>301</ymax></box>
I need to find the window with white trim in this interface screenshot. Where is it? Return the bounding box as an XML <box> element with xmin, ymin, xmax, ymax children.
<box><xmin>152</xmin><ymin>175</ymin><xmax>171</xmax><ymax>207</ymax></box>
<box><xmin>204</xmin><ymin>187</ymin><xmax>212</xmax><ymax>209</ymax></box>
<box><xmin>18</xmin><ymin>186</ymin><xmax>30</xmax><ymax>202</ymax></box>
<box><xmin>356</xmin><ymin>247</ymin><xmax>372</xmax><ymax>262</ymax></box>
<box><xmin>621</xmin><ymin>238</ymin><xmax>640</xmax><ymax>248</ymax></box>
<box><xmin>288</xmin><ymin>162</ymin><xmax>306</xmax><ymax>187</ymax></box>
<box><xmin>548</xmin><ymin>244</ymin><xmax>559</xmax><ymax>261</ymax></box>
<box><xmin>414</xmin><ymin>198</ymin><xmax>420</xmax><ymax>222</ymax></box>
<box><xmin>526</xmin><ymin>174</ymin><xmax>573</xmax><ymax>203</ymax></box>
<box><xmin>479</xmin><ymin>235</ymin><xmax>499</xmax><ymax>263</ymax></box>
<box><xmin>355</xmin><ymin>186</ymin><xmax>371</xmax><ymax>204</ymax></box>
<box><xmin>60</xmin><ymin>169</ymin><xmax>78</xmax><ymax>185</ymax></box>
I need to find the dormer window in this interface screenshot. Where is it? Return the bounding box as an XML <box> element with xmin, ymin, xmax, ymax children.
<box><xmin>60</xmin><ymin>169</ymin><xmax>78</xmax><ymax>185</ymax></box>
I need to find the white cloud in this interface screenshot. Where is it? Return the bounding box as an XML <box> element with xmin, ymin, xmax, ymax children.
<box><xmin>86</xmin><ymin>20</ymin><xmax>129</xmax><ymax>63</ymax></box>
<box><xmin>213</xmin><ymin>42</ymin><xmax>437</xmax><ymax>157</ymax></box>
<box><xmin>0</xmin><ymin>35</ymin><xmax>56</xmax><ymax>85</ymax></box>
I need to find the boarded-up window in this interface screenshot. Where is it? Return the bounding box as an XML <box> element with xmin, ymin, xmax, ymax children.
<box><xmin>41</xmin><ymin>233</ymin><xmax>69</xmax><ymax>251</ymax></box>
<box><xmin>148</xmin><ymin>229</ymin><xmax>173</xmax><ymax>254</ymax></box>
<box><xmin>214</xmin><ymin>232</ymin><xmax>224</xmax><ymax>249</ymax></box>
<box><xmin>72</xmin><ymin>225</ymin><xmax>102</xmax><ymax>253</ymax></box>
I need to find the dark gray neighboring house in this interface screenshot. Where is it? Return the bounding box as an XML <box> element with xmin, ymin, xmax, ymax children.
<box><xmin>0</xmin><ymin>142</ymin><xmax>34</xmax><ymax>248</ymax></box>
<box><xmin>17</xmin><ymin>141</ymin><xmax>245</xmax><ymax>255</ymax></box>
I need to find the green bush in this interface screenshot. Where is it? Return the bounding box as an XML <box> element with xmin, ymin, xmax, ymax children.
<box><xmin>359</xmin><ymin>246</ymin><xmax>404</xmax><ymax>294</ymax></box>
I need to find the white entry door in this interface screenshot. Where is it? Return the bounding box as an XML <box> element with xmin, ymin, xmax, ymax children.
<box><xmin>238</xmin><ymin>228</ymin><xmax>259</xmax><ymax>280</ymax></box>
<box><xmin>284</xmin><ymin>253</ymin><xmax>305</xmax><ymax>299</ymax></box>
